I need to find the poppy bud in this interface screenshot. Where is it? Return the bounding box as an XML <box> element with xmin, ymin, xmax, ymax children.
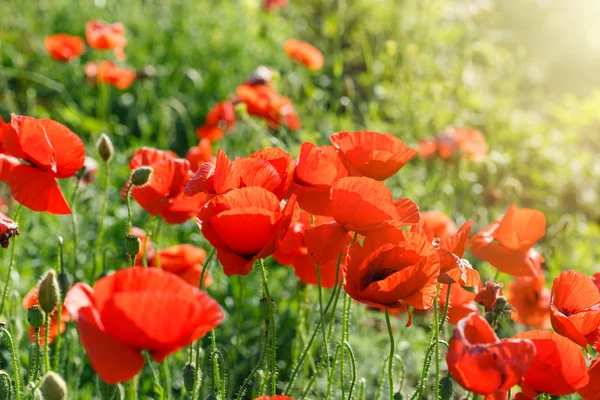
<box><xmin>183</xmin><ymin>363</ymin><xmax>198</xmax><ymax>393</ymax></box>
<box><xmin>131</xmin><ymin>167</ymin><xmax>153</xmax><ymax>186</ymax></box>
<box><xmin>98</xmin><ymin>377</ymin><xmax>120</xmax><ymax>400</ymax></box>
<box><xmin>38</xmin><ymin>270</ymin><xmax>59</xmax><ymax>314</ymax></box>
<box><xmin>27</xmin><ymin>306</ymin><xmax>45</xmax><ymax>330</ymax></box>
<box><xmin>393</xmin><ymin>393</ymin><xmax>403</xmax><ymax>400</ymax></box>
<box><xmin>493</xmin><ymin>296</ymin><xmax>509</xmax><ymax>313</ymax></box>
<box><xmin>0</xmin><ymin>370</ymin><xmax>11</xmax><ymax>400</ymax></box>
<box><xmin>57</xmin><ymin>272</ymin><xmax>69</xmax><ymax>302</ymax></box>
<box><xmin>439</xmin><ymin>376</ymin><xmax>454</xmax><ymax>400</ymax></box>
<box><xmin>125</xmin><ymin>235</ymin><xmax>141</xmax><ymax>258</ymax></box>
<box><xmin>38</xmin><ymin>372</ymin><xmax>68</xmax><ymax>400</ymax></box>
<box><xmin>96</xmin><ymin>134</ymin><xmax>114</xmax><ymax>163</ymax></box>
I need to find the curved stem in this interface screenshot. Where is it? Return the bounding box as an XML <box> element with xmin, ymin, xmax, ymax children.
<box><xmin>92</xmin><ymin>160</ymin><xmax>110</xmax><ymax>279</ymax></box>
<box><xmin>143</xmin><ymin>351</ymin><xmax>164</xmax><ymax>396</ymax></box>
<box><xmin>198</xmin><ymin>247</ymin><xmax>215</xmax><ymax>290</ymax></box>
<box><xmin>384</xmin><ymin>310</ymin><xmax>395</xmax><ymax>400</ymax></box>
<box><xmin>43</xmin><ymin>314</ymin><xmax>50</xmax><ymax>373</ymax></box>
<box><xmin>259</xmin><ymin>259</ymin><xmax>277</xmax><ymax>395</ymax></box>
<box><xmin>235</xmin><ymin>325</ymin><xmax>268</xmax><ymax>400</ymax></box>
<box><xmin>343</xmin><ymin>341</ymin><xmax>357</xmax><ymax>400</ymax></box>
<box><xmin>439</xmin><ymin>283</ymin><xmax>452</xmax><ymax>333</ymax></box>
<box><xmin>324</xmin><ymin>343</ymin><xmax>342</xmax><ymax>400</ymax></box>
<box><xmin>2</xmin><ymin>327</ymin><xmax>22</xmax><ymax>400</ymax></box>
<box><xmin>0</xmin><ymin>204</ymin><xmax>22</xmax><ymax>316</ymax></box>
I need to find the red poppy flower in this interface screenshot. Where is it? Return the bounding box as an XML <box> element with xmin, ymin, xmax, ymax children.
<box><xmin>273</xmin><ymin>211</ymin><xmax>344</xmax><ymax>288</ymax></box>
<box><xmin>65</xmin><ymin>267</ymin><xmax>223</xmax><ymax>384</ymax></box>
<box><xmin>329</xmin><ymin>131</ymin><xmax>417</xmax><ymax>181</ymax></box>
<box><xmin>550</xmin><ymin>270</ymin><xmax>600</xmax><ymax>352</ymax></box>
<box><xmin>513</xmin><ymin>330</ymin><xmax>589</xmax><ymax>397</ymax></box>
<box><xmin>284</xmin><ymin>39</ymin><xmax>324</xmax><ymax>70</ymax></box>
<box><xmin>186</xmin><ymin>138</ymin><xmax>214</xmax><ymax>172</ymax></box>
<box><xmin>454</xmin><ymin>128</ymin><xmax>488</xmax><ymax>162</ymax></box>
<box><xmin>236</xmin><ymin>84</ymin><xmax>301</xmax><ymax>130</ymax></box>
<box><xmin>305</xmin><ymin>177</ymin><xmax>419</xmax><ymax>265</ymax></box>
<box><xmin>2</xmin><ymin>114</ymin><xmax>86</xmax><ymax>214</ymax></box>
<box><xmin>447</xmin><ymin>313</ymin><xmax>536</xmax><ymax>399</ymax></box>
<box><xmin>0</xmin><ymin>212</ymin><xmax>18</xmax><ymax>248</ymax></box>
<box><xmin>418</xmin><ymin>128</ymin><xmax>487</xmax><ymax>162</ymax></box>
<box><xmin>44</xmin><ymin>34</ymin><xmax>85</xmax><ymax>62</ymax></box>
<box><xmin>578</xmin><ymin>357</ymin><xmax>600</xmax><ymax>400</ymax></box>
<box><xmin>147</xmin><ymin>244</ymin><xmax>213</xmax><ymax>288</ymax></box>
<box><xmin>469</xmin><ymin>203</ymin><xmax>546</xmax><ymax>277</ymax></box>
<box><xmin>85</xmin><ymin>20</ymin><xmax>127</xmax><ymax>59</ymax></box>
<box><xmin>195</xmin><ymin>101</ymin><xmax>236</xmax><ymax>142</ymax></box>
<box><xmin>263</xmin><ymin>0</ymin><xmax>288</xmax><ymax>12</ymax></box>
<box><xmin>507</xmin><ymin>274</ymin><xmax>551</xmax><ymax>328</ymax></box>
<box><xmin>23</xmin><ymin>286</ymin><xmax>70</xmax><ymax>345</ymax></box>
<box><xmin>198</xmin><ymin>186</ymin><xmax>297</xmax><ymax>276</ymax></box>
<box><xmin>344</xmin><ymin>227</ymin><xmax>440</xmax><ymax>318</ymax></box>
<box><xmin>0</xmin><ymin>153</ymin><xmax>19</xmax><ymax>183</ymax></box>
<box><xmin>474</xmin><ymin>281</ymin><xmax>503</xmax><ymax>312</ymax></box>
<box><xmin>439</xmin><ymin>284</ymin><xmax>478</xmax><ymax>325</ymax></box>
<box><xmin>96</xmin><ymin>61</ymin><xmax>136</xmax><ymax>90</ymax></box>
<box><xmin>420</xmin><ymin>211</ymin><xmax>457</xmax><ymax>239</ymax></box>
<box><xmin>125</xmin><ymin>148</ymin><xmax>209</xmax><ymax>224</ymax></box>
<box><xmin>291</xmin><ymin>142</ymin><xmax>348</xmax><ymax>216</ymax></box>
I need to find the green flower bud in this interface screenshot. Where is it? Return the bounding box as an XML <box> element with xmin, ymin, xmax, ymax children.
<box><xmin>393</xmin><ymin>392</ymin><xmax>403</xmax><ymax>400</ymax></box>
<box><xmin>131</xmin><ymin>167</ymin><xmax>153</xmax><ymax>186</ymax></box>
<box><xmin>57</xmin><ymin>272</ymin><xmax>69</xmax><ymax>302</ymax></box>
<box><xmin>494</xmin><ymin>296</ymin><xmax>509</xmax><ymax>313</ymax></box>
<box><xmin>98</xmin><ymin>377</ymin><xmax>120</xmax><ymax>400</ymax></box>
<box><xmin>125</xmin><ymin>235</ymin><xmax>141</xmax><ymax>259</ymax></box>
<box><xmin>96</xmin><ymin>134</ymin><xmax>114</xmax><ymax>163</ymax></box>
<box><xmin>27</xmin><ymin>306</ymin><xmax>44</xmax><ymax>330</ymax></box>
<box><xmin>183</xmin><ymin>363</ymin><xmax>198</xmax><ymax>393</ymax></box>
<box><xmin>0</xmin><ymin>370</ymin><xmax>11</xmax><ymax>400</ymax></box>
<box><xmin>38</xmin><ymin>270</ymin><xmax>59</xmax><ymax>314</ymax></box>
<box><xmin>39</xmin><ymin>372</ymin><xmax>67</xmax><ymax>400</ymax></box>
<box><xmin>439</xmin><ymin>375</ymin><xmax>454</xmax><ymax>400</ymax></box>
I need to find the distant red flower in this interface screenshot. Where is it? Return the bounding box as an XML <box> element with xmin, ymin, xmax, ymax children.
<box><xmin>470</xmin><ymin>203</ymin><xmax>546</xmax><ymax>277</ymax></box>
<box><xmin>447</xmin><ymin>313</ymin><xmax>535</xmax><ymax>399</ymax></box>
<box><xmin>514</xmin><ymin>330</ymin><xmax>589</xmax><ymax>397</ymax></box>
<box><xmin>65</xmin><ymin>268</ymin><xmax>224</xmax><ymax>384</ymax></box>
<box><xmin>305</xmin><ymin>177</ymin><xmax>420</xmax><ymax>265</ymax></box>
<box><xmin>148</xmin><ymin>244</ymin><xmax>212</xmax><ymax>288</ymax></box>
<box><xmin>420</xmin><ymin>211</ymin><xmax>457</xmax><ymax>240</ymax></box>
<box><xmin>81</xmin><ymin>156</ymin><xmax>99</xmax><ymax>186</ymax></box>
<box><xmin>284</xmin><ymin>39</ymin><xmax>324</xmax><ymax>70</ymax></box>
<box><xmin>195</xmin><ymin>101</ymin><xmax>236</xmax><ymax>142</ymax></box>
<box><xmin>418</xmin><ymin>127</ymin><xmax>487</xmax><ymax>162</ymax></box>
<box><xmin>344</xmin><ymin>226</ymin><xmax>440</xmax><ymax>319</ymax></box>
<box><xmin>0</xmin><ymin>212</ymin><xmax>18</xmax><ymax>248</ymax></box>
<box><xmin>236</xmin><ymin>84</ymin><xmax>301</xmax><ymax>130</ymax></box>
<box><xmin>274</xmin><ymin>211</ymin><xmax>344</xmax><ymax>288</ymax></box>
<box><xmin>454</xmin><ymin>128</ymin><xmax>488</xmax><ymax>162</ymax></box>
<box><xmin>329</xmin><ymin>131</ymin><xmax>417</xmax><ymax>181</ymax></box>
<box><xmin>550</xmin><ymin>270</ymin><xmax>600</xmax><ymax>352</ymax></box>
<box><xmin>578</xmin><ymin>357</ymin><xmax>600</xmax><ymax>399</ymax></box>
<box><xmin>85</xmin><ymin>20</ymin><xmax>127</xmax><ymax>60</ymax></box>
<box><xmin>475</xmin><ymin>281</ymin><xmax>503</xmax><ymax>312</ymax></box>
<box><xmin>44</xmin><ymin>34</ymin><xmax>85</xmax><ymax>62</ymax></box>
<box><xmin>97</xmin><ymin>61</ymin><xmax>136</xmax><ymax>90</ymax></box>
<box><xmin>198</xmin><ymin>186</ymin><xmax>297</xmax><ymax>276</ymax></box>
<box><xmin>262</xmin><ymin>0</ymin><xmax>288</xmax><ymax>12</ymax></box>
<box><xmin>507</xmin><ymin>274</ymin><xmax>551</xmax><ymax>328</ymax></box>
<box><xmin>291</xmin><ymin>142</ymin><xmax>348</xmax><ymax>216</ymax></box>
<box><xmin>23</xmin><ymin>286</ymin><xmax>70</xmax><ymax>345</ymax></box>
<box><xmin>125</xmin><ymin>148</ymin><xmax>209</xmax><ymax>224</ymax></box>
<box><xmin>186</xmin><ymin>138</ymin><xmax>214</xmax><ymax>172</ymax></box>
<box><xmin>439</xmin><ymin>284</ymin><xmax>478</xmax><ymax>325</ymax></box>
<box><xmin>2</xmin><ymin>114</ymin><xmax>85</xmax><ymax>214</ymax></box>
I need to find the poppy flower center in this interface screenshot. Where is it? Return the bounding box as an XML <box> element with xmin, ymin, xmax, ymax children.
<box><xmin>359</xmin><ymin>246</ymin><xmax>421</xmax><ymax>290</ymax></box>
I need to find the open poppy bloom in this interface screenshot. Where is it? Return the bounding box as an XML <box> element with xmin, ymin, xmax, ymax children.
<box><xmin>195</xmin><ymin>101</ymin><xmax>237</xmax><ymax>142</ymax></box>
<box><xmin>550</xmin><ymin>270</ymin><xmax>600</xmax><ymax>352</ymax></box>
<box><xmin>420</xmin><ymin>211</ymin><xmax>457</xmax><ymax>240</ymax></box>
<box><xmin>85</xmin><ymin>20</ymin><xmax>127</xmax><ymax>59</ymax></box>
<box><xmin>291</xmin><ymin>142</ymin><xmax>348</xmax><ymax>216</ymax></box>
<box><xmin>0</xmin><ymin>212</ymin><xmax>18</xmax><ymax>248</ymax></box>
<box><xmin>284</xmin><ymin>39</ymin><xmax>324</xmax><ymax>70</ymax></box>
<box><xmin>2</xmin><ymin>114</ymin><xmax>86</xmax><ymax>214</ymax></box>
<box><xmin>186</xmin><ymin>138</ymin><xmax>214</xmax><ymax>172</ymax></box>
<box><xmin>44</xmin><ymin>34</ymin><xmax>85</xmax><ymax>62</ymax></box>
<box><xmin>507</xmin><ymin>274</ymin><xmax>551</xmax><ymax>328</ymax></box>
<box><xmin>125</xmin><ymin>148</ymin><xmax>209</xmax><ymax>224</ymax></box>
<box><xmin>198</xmin><ymin>186</ymin><xmax>297</xmax><ymax>276</ymax></box>
<box><xmin>447</xmin><ymin>313</ymin><xmax>536</xmax><ymax>399</ymax></box>
<box><xmin>329</xmin><ymin>131</ymin><xmax>417</xmax><ymax>181</ymax></box>
<box><xmin>305</xmin><ymin>176</ymin><xmax>420</xmax><ymax>265</ymax></box>
<box><xmin>475</xmin><ymin>281</ymin><xmax>504</xmax><ymax>312</ymax></box>
<box><xmin>65</xmin><ymin>267</ymin><xmax>223</xmax><ymax>384</ymax></box>
<box><xmin>96</xmin><ymin>61</ymin><xmax>136</xmax><ymax>90</ymax></box>
<box><xmin>147</xmin><ymin>244</ymin><xmax>213</xmax><ymax>288</ymax></box>
<box><xmin>344</xmin><ymin>227</ymin><xmax>440</xmax><ymax>320</ymax></box>
<box><xmin>236</xmin><ymin>84</ymin><xmax>301</xmax><ymax>130</ymax></box>
<box><xmin>439</xmin><ymin>284</ymin><xmax>478</xmax><ymax>325</ymax></box>
<box><xmin>469</xmin><ymin>203</ymin><xmax>546</xmax><ymax>277</ymax></box>
<box><xmin>513</xmin><ymin>330</ymin><xmax>589</xmax><ymax>397</ymax></box>
<box><xmin>578</xmin><ymin>357</ymin><xmax>600</xmax><ymax>400</ymax></box>
<box><xmin>274</xmin><ymin>211</ymin><xmax>345</xmax><ymax>288</ymax></box>
<box><xmin>23</xmin><ymin>286</ymin><xmax>70</xmax><ymax>345</ymax></box>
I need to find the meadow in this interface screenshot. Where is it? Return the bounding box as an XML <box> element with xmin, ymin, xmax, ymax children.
<box><xmin>1</xmin><ymin>0</ymin><xmax>600</xmax><ymax>399</ymax></box>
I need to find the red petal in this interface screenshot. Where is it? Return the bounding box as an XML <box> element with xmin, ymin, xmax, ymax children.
<box><xmin>305</xmin><ymin>221</ymin><xmax>352</xmax><ymax>265</ymax></box>
<box><xmin>39</xmin><ymin>118</ymin><xmax>85</xmax><ymax>178</ymax></box>
<box><xmin>9</xmin><ymin>115</ymin><xmax>55</xmax><ymax>172</ymax></box>
<box><xmin>9</xmin><ymin>165</ymin><xmax>70</xmax><ymax>214</ymax></box>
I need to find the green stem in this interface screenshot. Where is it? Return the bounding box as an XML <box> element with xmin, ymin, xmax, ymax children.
<box><xmin>33</xmin><ymin>330</ymin><xmax>41</xmax><ymax>381</ymax></box>
<box><xmin>0</xmin><ymin>204</ymin><xmax>22</xmax><ymax>316</ymax></box>
<box><xmin>433</xmin><ymin>283</ymin><xmax>441</xmax><ymax>400</ymax></box>
<box><xmin>439</xmin><ymin>283</ymin><xmax>452</xmax><ymax>333</ymax></box>
<box><xmin>43</xmin><ymin>314</ymin><xmax>50</xmax><ymax>373</ymax></box>
<box><xmin>127</xmin><ymin>377</ymin><xmax>137</xmax><ymax>400</ymax></box>
<box><xmin>235</xmin><ymin>324</ymin><xmax>268</xmax><ymax>400</ymax></box>
<box><xmin>125</xmin><ymin>183</ymin><xmax>134</xmax><ymax>235</ymax></box>
<box><xmin>259</xmin><ymin>259</ymin><xmax>277</xmax><ymax>395</ymax></box>
<box><xmin>2</xmin><ymin>327</ymin><xmax>22</xmax><ymax>400</ymax></box>
<box><xmin>53</xmin><ymin>303</ymin><xmax>62</xmax><ymax>372</ymax></box>
<box><xmin>143</xmin><ymin>352</ymin><xmax>164</xmax><ymax>396</ymax></box>
<box><xmin>210</xmin><ymin>330</ymin><xmax>220</xmax><ymax>395</ymax></box>
<box><xmin>142</xmin><ymin>216</ymin><xmax>158</xmax><ymax>268</ymax></box>
<box><xmin>198</xmin><ymin>248</ymin><xmax>215</xmax><ymax>290</ymax></box>
<box><xmin>324</xmin><ymin>344</ymin><xmax>342</xmax><ymax>400</ymax></box>
<box><xmin>92</xmin><ymin>160</ymin><xmax>110</xmax><ymax>279</ymax></box>
<box><xmin>162</xmin><ymin>357</ymin><xmax>172</xmax><ymax>400</ymax></box>
<box><xmin>343</xmin><ymin>341</ymin><xmax>357</xmax><ymax>400</ymax></box>
<box><xmin>316</xmin><ymin>266</ymin><xmax>331</xmax><ymax>375</ymax></box>
<box><xmin>69</xmin><ymin>175</ymin><xmax>82</xmax><ymax>275</ymax></box>
<box><xmin>384</xmin><ymin>310</ymin><xmax>395</xmax><ymax>400</ymax></box>
<box><xmin>339</xmin><ymin>294</ymin><xmax>350</xmax><ymax>398</ymax></box>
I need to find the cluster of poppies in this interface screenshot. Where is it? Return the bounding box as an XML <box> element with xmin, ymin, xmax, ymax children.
<box><xmin>45</xmin><ymin>21</ymin><xmax>136</xmax><ymax>89</ymax></box>
<box><xmin>418</xmin><ymin>127</ymin><xmax>488</xmax><ymax>162</ymax></box>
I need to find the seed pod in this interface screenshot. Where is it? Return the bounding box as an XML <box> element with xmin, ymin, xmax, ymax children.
<box><xmin>96</xmin><ymin>134</ymin><xmax>114</xmax><ymax>163</ymax></box>
<box><xmin>183</xmin><ymin>363</ymin><xmax>198</xmax><ymax>393</ymax></box>
<box><xmin>38</xmin><ymin>270</ymin><xmax>59</xmax><ymax>314</ymax></box>
<box><xmin>39</xmin><ymin>372</ymin><xmax>68</xmax><ymax>400</ymax></box>
<box><xmin>131</xmin><ymin>167</ymin><xmax>153</xmax><ymax>186</ymax></box>
<box><xmin>125</xmin><ymin>235</ymin><xmax>141</xmax><ymax>259</ymax></box>
<box><xmin>27</xmin><ymin>306</ymin><xmax>44</xmax><ymax>330</ymax></box>
<box><xmin>0</xmin><ymin>370</ymin><xmax>11</xmax><ymax>400</ymax></box>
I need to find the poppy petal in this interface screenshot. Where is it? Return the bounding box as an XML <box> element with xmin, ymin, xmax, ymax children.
<box><xmin>305</xmin><ymin>221</ymin><xmax>352</xmax><ymax>265</ymax></box>
<box><xmin>9</xmin><ymin>115</ymin><xmax>55</xmax><ymax>172</ymax></box>
<box><xmin>8</xmin><ymin>164</ymin><xmax>70</xmax><ymax>214</ymax></box>
<box><xmin>39</xmin><ymin>119</ymin><xmax>86</xmax><ymax>178</ymax></box>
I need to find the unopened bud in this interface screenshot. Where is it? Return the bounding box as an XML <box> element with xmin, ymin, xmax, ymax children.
<box><xmin>39</xmin><ymin>372</ymin><xmax>67</xmax><ymax>400</ymax></box>
<box><xmin>393</xmin><ymin>392</ymin><xmax>403</xmax><ymax>400</ymax></box>
<box><xmin>131</xmin><ymin>167</ymin><xmax>153</xmax><ymax>186</ymax></box>
<box><xmin>439</xmin><ymin>376</ymin><xmax>454</xmax><ymax>400</ymax></box>
<box><xmin>96</xmin><ymin>134</ymin><xmax>114</xmax><ymax>163</ymax></box>
<box><xmin>0</xmin><ymin>370</ymin><xmax>11</xmax><ymax>400</ymax></box>
<box><xmin>98</xmin><ymin>377</ymin><xmax>120</xmax><ymax>400</ymax></box>
<box><xmin>38</xmin><ymin>270</ymin><xmax>59</xmax><ymax>314</ymax></box>
<box><xmin>493</xmin><ymin>296</ymin><xmax>509</xmax><ymax>313</ymax></box>
<box><xmin>27</xmin><ymin>306</ymin><xmax>44</xmax><ymax>330</ymax></box>
<box><xmin>183</xmin><ymin>363</ymin><xmax>198</xmax><ymax>393</ymax></box>
<box><xmin>125</xmin><ymin>235</ymin><xmax>141</xmax><ymax>258</ymax></box>
<box><xmin>57</xmin><ymin>272</ymin><xmax>69</xmax><ymax>302</ymax></box>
